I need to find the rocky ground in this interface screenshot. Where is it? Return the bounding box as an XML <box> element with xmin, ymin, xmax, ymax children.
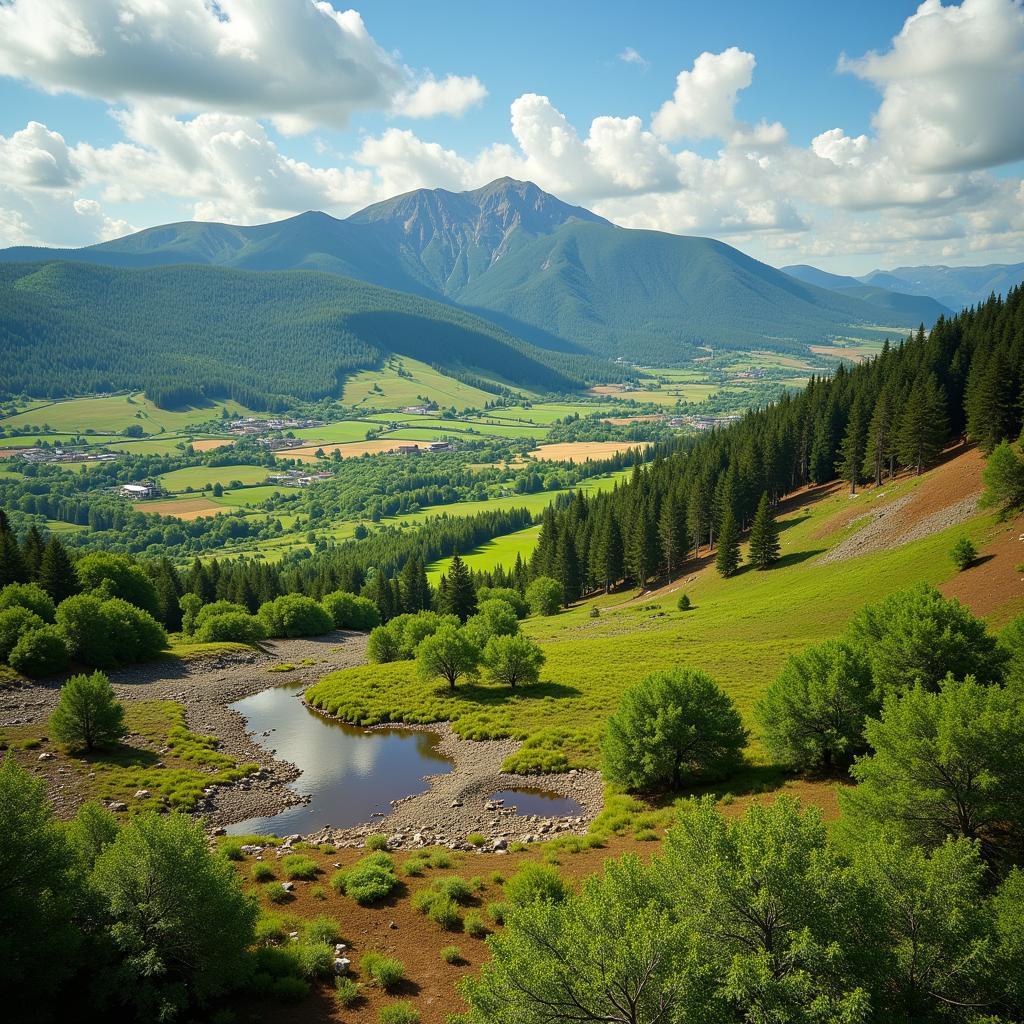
<box><xmin>1</xmin><ymin>631</ymin><xmax>605</xmax><ymax>845</ymax></box>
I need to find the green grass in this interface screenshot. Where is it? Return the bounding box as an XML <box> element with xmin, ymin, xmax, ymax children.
<box><xmin>212</xmin><ymin>484</ymin><xmax>302</xmax><ymax>507</ymax></box>
<box><xmin>427</xmin><ymin>524</ymin><xmax>542</xmax><ymax>583</ymax></box>
<box><xmin>341</xmin><ymin>357</ymin><xmax>508</xmax><ymax>411</ymax></box>
<box><xmin>157</xmin><ymin>464</ymin><xmax>271</xmax><ymax>492</ymax></box>
<box><xmin>292</xmin><ymin>420</ymin><xmax>379</xmax><ymax>443</ymax></box>
<box><xmin>308</xmin><ymin>474</ymin><xmax>1001</xmax><ymax>778</ymax></box>
<box><xmin>0</xmin><ymin>700</ymin><xmax>257</xmax><ymax>811</ymax></box>
<box><xmin>0</xmin><ymin>392</ymin><xmax>249</xmax><ymax>435</ymax></box>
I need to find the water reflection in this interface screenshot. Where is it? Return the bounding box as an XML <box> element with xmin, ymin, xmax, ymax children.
<box><xmin>489</xmin><ymin>788</ymin><xmax>584</xmax><ymax>817</ymax></box>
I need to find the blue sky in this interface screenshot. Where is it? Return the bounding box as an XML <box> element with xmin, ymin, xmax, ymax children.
<box><xmin>0</xmin><ymin>0</ymin><xmax>1022</xmax><ymax>273</ymax></box>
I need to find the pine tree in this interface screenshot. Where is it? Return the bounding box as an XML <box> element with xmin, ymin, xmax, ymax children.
<box><xmin>966</xmin><ymin>349</ymin><xmax>1017</xmax><ymax>453</ymax></box>
<box><xmin>37</xmin><ymin>537</ymin><xmax>78</xmax><ymax>604</ymax></box>
<box><xmin>400</xmin><ymin>555</ymin><xmax>430</xmax><ymax>613</ymax></box>
<box><xmin>626</xmin><ymin>499</ymin><xmax>657</xmax><ymax>589</ymax></box>
<box><xmin>862</xmin><ymin>386</ymin><xmax>895</xmax><ymax>486</ymax></box>
<box><xmin>839</xmin><ymin>400</ymin><xmax>867</xmax><ymax>495</ymax></box>
<box><xmin>595</xmin><ymin>511</ymin><xmax>624</xmax><ymax>593</ymax></box>
<box><xmin>556</xmin><ymin>532</ymin><xmax>582</xmax><ymax>606</ymax></box>
<box><xmin>20</xmin><ymin>526</ymin><xmax>45</xmax><ymax>579</ymax></box>
<box><xmin>747</xmin><ymin>492</ymin><xmax>780</xmax><ymax>570</ymax></box>
<box><xmin>715</xmin><ymin>507</ymin><xmax>741</xmax><ymax>578</ymax></box>
<box><xmin>897</xmin><ymin>373</ymin><xmax>948</xmax><ymax>475</ymax></box>
<box><xmin>442</xmin><ymin>552</ymin><xmax>477</xmax><ymax>623</ymax></box>
<box><xmin>0</xmin><ymin>530</ymin><xmax>28</xmax><ymax>587</ymax></box>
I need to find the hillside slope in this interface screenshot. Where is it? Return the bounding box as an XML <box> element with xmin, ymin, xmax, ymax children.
<box><xmin>0</xmin><ymin>261</ymin><xmax>607</xmax><ymax>403</ymax></box>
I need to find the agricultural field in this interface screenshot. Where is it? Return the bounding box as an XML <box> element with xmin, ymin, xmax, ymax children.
<box><xmin>341</xmin><ymin>357</ymin><xmax>504</xmax><ymax>410</ymax></box>
<box><xmin>134</xmin><ymin>496</ymin><xmax>227</xmax><ymax>520</ymax></box>
<box><xmin>0</xmin><ymin>391</ymin><xmax>249</xmax><ymax>435</ymax></box>
<box><xmin>530</xmin><ymin>440</ymin><xmax>651</xmax><ymax>461</ymax></box>
<box><xmin>426</xmin><ymin>524</ymin><xmax>542</xmax><ymax>582</ymax></box>
<box><xmin>157</xmin><ymin>464</ymin><xmax>271</xmax><ymax>493</ymax></box>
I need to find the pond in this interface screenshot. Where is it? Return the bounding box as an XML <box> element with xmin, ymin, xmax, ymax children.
<box><xmin>489</xmin><ymin>788</ymin><xmax>584</xmax><ymax>817</ymax></box>
<box><xmin>225</xmin><ymin>682</ymin><xmax>453</xmax><ymax>836</ymax></box>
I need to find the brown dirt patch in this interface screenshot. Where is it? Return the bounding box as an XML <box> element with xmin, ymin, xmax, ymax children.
<box><xmin>529</xmin><ymin>441</ymin><xmax>651</xmax><ymax>462</ymax></box>
<box><xmin>286</xmin><ymin>440</ymin><xmax>415</xmax><ymax>462</ymax></box>
<box><xmin>135</xmin><ymin>496</ymin><xmax>225</xmax><ymax>520</ymax></box>
<box><xmin>809</xmin><ymin>345</ymin><xmax>873</xmax><ymax>363</ymax></box>
<box><xmin>602</xmin><ymin>415</ymin><xmax>664</xmax><ymax>426</ymax></box>
<box><xmin>189</xmin><ymin>438</ymin><xmax>236</xmax><ymax>452</ymax></box>
<box><xmin>941</xmin><ymin>515</ymin><xmax>1024</xmax><ymax>625</ymax></box>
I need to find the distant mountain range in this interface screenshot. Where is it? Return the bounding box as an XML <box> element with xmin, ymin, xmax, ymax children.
<box><xmin>782</xmin><ymin>261</ymin><xmax>1024</xmax><ymax>316</ymax></box>
<box><xmin>0</xmin><ymin>179</ymin><xmax>956</xmax><ymax>376</ymax></box>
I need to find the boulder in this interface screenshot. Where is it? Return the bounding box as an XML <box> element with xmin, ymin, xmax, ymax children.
<box><xmin>491</xmin><ymin>837</ymin><xmax>508</xmax><ymax>852</ymax></box>
<box><xmin>37</xmin><ymin>752</ymin><xmax>55</xmax><ymax>761</ymax></box>
<box><xmin>334</xmin><ymin>957</ymin><xmax>351</xmax><ymax>975</ymax></box>
<box><xmin>134</xmin><ymin>789</ymin><xmax>150</xmax><ymax>799</ymax></box>
<box><xmin>108</xmin><ymin>801</ymin><xmax>128</xmax><ymax>812</ymax></box>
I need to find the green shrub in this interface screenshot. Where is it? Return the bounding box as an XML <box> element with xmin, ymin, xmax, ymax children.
<box><xmin>75</xmin><ymin>551</ymin><xmax>160</xmax><ymax>617</ymax></box>
<box><xmin>427</xmin><ymin>850</ymin><xmax>452</xmax><ymax>869</ymax></box>
<box><xmin>0</xmin><ymin>606</ymin><xmax>44</xmax><ymax>662</ymax></box>
<box><xmin>440</xmin><ymin>945</ymin><xmax>462</xmax><ymax>964</ymax></box>
<box><xmin>677</xmin><ymin>593</ymin><xmax>691</xmax><ymax>611</ymax></box>
<box><xmin>427</xmin><ymin>894</ymin><xmax>461</xmax><ymax>930</ymax></box>
<box><xmin>365</xmin><ymin>833</ymin><xmax>389</xmax><ymax>851</ymax></box>
<box><xmin>331</xmin><ymin>852</ymin><xmax>399</xmax><ymax>904</ymax></box>
<box><xmin>219</xmin><ymin>838</ymin><xmax>245</xmax><ymax>861</ymax></box>
<box><xmin>525</xmin><ymin>576</ymin><xmax>562</xmax><ymax>616</ymax></box>
<box><xmin>488</xmin><ymin>871</ymin><xmax>505</xmax><ymax>886</ymax></box>
<box><xmin>486</xmin><ymin>901</ymin><xmax>508</xmax><ymax>925</ymax></box>
<box><xmin>379</xmin><ymin>1003</ymin><xmax>419</xmax><ymax>1024</ymax></box>
<box><xmin>950</xmin><ymin>536</ymin><xmax>978</xmax><ymax>571</ymax></box>
<box><xmin>402</xmin><ymin>858</ymin><xmax>425</xmax><ymax>877</ymax></box>
<box><xmin>295</xmin><ymin>941</ymin><xmax>334</xmax><ymax>980</ymax></box>
<box><xmin>322</xmin><ymin>590</ymin><xmax>380</xmax><ymax>631</ymax></box>
<box><xmin>281</xmin><ymin>854</ymin><xmax>319</xmax><ymax>880</ymax></box>
<box><xmin>50</xmin><ymin>671</ymin><xmax>126</xmax><ymax>751</ymax></box>
<box><xmin>368</xmin><ymin>623</ymin><xmax>402</xmax><ymax>663</ymax></box>
<box><xmin>463</xmin><ymin>910</ymin><xmax>488</xmax><ymax>938</ymax></box>
<box><xmin>251</xmin><ymin>862</ymin><xmax>275</xmax><ymax>882</ymax></box>
<box><xmin>589</xmin><ymin>605</ymin><xmax>600</xmax><ymax>618</ymax></box>
<box><xmin>0</xmin><ymin>582</ymin><xmax>56</xmax><ymax>621</ymax></box>
<box><xmin>270</xmin><ymin>975</ymin><xmax>309</xmax><ymax>1002</ymax></box>
<box><xmin>362</xmin><ymin>951</ymin><xmax>406</xmax><ymax>990</ymax></box>
<box><xmin>334</xmin><ymin>976</ymin><xmax>361</xmax><ymax>1007</ymax></box>
<box><xmin>258</xmin><ymin>594</ymin><xmax>333</xmax><ymax>638</ymax></box>
<box><xmin>504</xmin><ymin>863</ymin><xmax>570</xmax><ymax>906</ymax></box>
<box><xmin>9</xmin><ymin>625</ymin><xmax>69</xmax><ymax>677</ymax></box>
<box><xmin>433</xmin><ymin>876</ymin><xmax>473</xmax><ymax>904</ymax></box>
<box><xmin>265</xmin><ymin>882</ymin><xmax>290</xmax><ymax>903</ymax></box>
<box><xmin>303</xmin><ymin>915</ymin><xmax>340</xmax><ymax>945</ymax></box>
<box><xmin>475</xmin><ymin>586</ymin><xmax>528</xmax><ymax>619</ymax></box>
<box><xmin>195</xmin><ymin>611</ymin><xmax>267</xmax><ymax>644</ymax></box>
<box><xmin>254</xmin><ymin>913</ymin><xmax>287</xmax><ymax>945</ymax></box>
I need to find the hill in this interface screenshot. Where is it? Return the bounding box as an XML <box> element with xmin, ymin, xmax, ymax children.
<box><xmin>0</xmin><ymin>179</ymin><xmax>939</xmax><ymax>365</ymax></box>
<box><xmin>782</xmin><ymin>263</ymin><xmax>953</xmax><ymax>323</ymax></box>
<box><xmin>859</xmin><ymin>262</ymin><xmax>1024</xmax><ymax>311</ymax></box>
<box><xmin>0</xmin><ymin>261</ymin><xmax>610</xmax><ymax>405</ymax></box>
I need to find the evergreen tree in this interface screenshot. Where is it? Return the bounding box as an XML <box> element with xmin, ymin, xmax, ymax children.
<box><xmin>839</xmin><ymin>400</ymin><xmax>867</xmax><ymax>494</ymax></box>
<box><xmin>715</xmin><ymin>507</ymin><xmax>741</xmax><ymax>578</ymax></box>
<box><xmin>626</xmin><ymin>499</ymin><xmax>657</xmax><ymax>588</ymax></box>
<box><xmin>658</xmin><ymin>492</ymin><xmax>688</xmax><ymax>577</ymax></box>
<box><xmin>20</xmin><ymin>526</ymin><xmax>45</xmax><ymax>579</ymax></box>
<box><xmin>0</xmin><ymin>531</ymin><xmax>28</xmax><ymax>587</ymax></box>
<box><xmin>441</xmin><ymin>552</ymin><xmax>477</xmax><ymax>623</ymax></box>
<box><xmin>897</xmin><ymin>373</ymin><xmax>948</xmax><ymax>475</ymax></box>
<box><xmin>556</xmin><ymin>531</ymin><xmax>581</xmax><ymax>606</ymax></box>
<box><xmin>966</xmin><ymin>348</ymin><xmax>1017</xmax><ymax>453</ymax></box>
<box><xmin>37</xmin><ymin>537</ymin><xmax>79</xmax><ymax>605</ymax></box>
<box><xmin>400</xmin><ymin>555</ymin><xmax>431</xmax><ymax>613</ymax></box>
<box><xmin>747</xmin><ymin>492</ymin><xmax>780</xmax><ymax>569</ymax></box>
<box><xmin>594</xmin><ymin>510</ymin><xmax>624</xmax><ymax>594</ymax></box>
<box><xmin>862</xmin><ymin>385</ymin><xmax>895</xmax><ymax>486</ymax></box>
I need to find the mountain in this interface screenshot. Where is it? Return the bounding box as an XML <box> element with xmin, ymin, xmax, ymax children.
<box><xmin>858</xmin><ymin>263</ymin><xmax>1024</xmax><ymax>311</ymax></box>
<box><xmin>0</xmin><ymin>261</ymin><xmax>608</xmax><ymax>404</ymax></box>
<box><xmin>0</xmin><ymin>178</ymin><xmax>947</xmax><ymax>365</ymax></box>
<box><xmin>782</xmin><ymin>264</ymin><xmax>953</xmax><ymax>324</ymax></box>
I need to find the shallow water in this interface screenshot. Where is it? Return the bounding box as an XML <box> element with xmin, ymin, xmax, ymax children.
<box><xmin>489</xmin><ymin>787</ymin><xmax>584</xmax><ymax>817</ymax></box>
<box><xmin>225</xmin><ymin>682</ymin><xmax>453</xmax><ymax>836</ymax></box>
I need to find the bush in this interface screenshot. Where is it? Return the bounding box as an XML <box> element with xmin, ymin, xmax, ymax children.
<box><xmin>303</xmin><ymin>915</ymin><xmax>340</xmax><ymax>945</ymax></box>
<box><xmin>334</xmin><ymin>976</ymin><xmax>361</xmax><ymax>1007</ymax></box>
<box><xmin>258</xmin><ymin>594</ymin><xmax>334</xmax><ymax>638</ymax></box>
<box><xmin>483</xmin><ymin>633</ymin><xmax>545</xmax><ymax>687</ymax></box>
<box><xmin>9</xmin><ymin>625</ymin><xmax>69</xmax><ymax>677</ymax></box>
<box><xmin>504</xmin><ymin>863</ymin><xmax>570</xmax><ymax>906</ymax></box>
<box><xmin>49</xmin><ymin>670</ymin><xmax>127</xmax><ymax>752</ymax></box>
<box><xmin>440</xmin><ymin>944</ymin><xmax>462</xmax><ymax>964</ymax></box>
<box><xmin>413</xmin><ymin>888</ymin><xmax>463</xmax><ymax>929</ymax></box>
<box><xmin>252</xmin><ymin>863</ymin><xmax>275</xmax><ymax>882</ymax></box>
<box><xmin>379</xmin><ymin>1003</ymin><xmax>419</xmax><ymax>1024</ymax></box>
<box><xmin>194</xmin><ymin>600</ymin><xmax>249</xmax><ymax>627</ymax></box>
<box><xmin>294</xmin><ymin>941</ymin><xmax>334</xmax><ymax>980</ymax></box>
<box><xmin>589</xmin><ymin>605</ymin><xmax>600</xmax><ymax>618</ymax></box>
<box><xmin>368</xmin><ymin>623</ymin><xmax>402</xmax><ymax>663</ymax></box>
<box><xmin>195</xmin><ymin>611</ymin><xmax>267</xmax><ymax>645</ymax></box>
<box><xmin>331</xmin><ymin>852</ymin><xmax>399</xmax><ymax>904</ymax></box>
<box><xmin>677</xmin><ymin>593</ymin><xmax>691</xmax><ymax>611</ymax></box>
<box><xmin>526</xmin><ymin>576</ymin><xmax>562</xmax><ymax>616</ymax></box>
<box><xmin>56</xmin><ymin>593</ymin><xmax>167</xmax><ymax>668</ymax></box>
<box><xmin>467</xmin><ymin>833</ymin><xmax>487</xmax><ymax>848</ymax></box>
<box><xmin>475</xmin><ymin>586</ymin><xmax>528</xmax><ymax>619</ymax></box>
<box><xmin>486</xmin><ymin>901</ymin><xmax>508</xmax><ymax>925</ymax></box>
<box><xmin>950</xmin><ymin>536</ymin><xmax>978</xmax><ymax>571</ymax></box>
<box><xmin>281</xmin><ymin>854</ymin><xmax>319</xmax><ymax>880</ymax></box>
<box><xmin>322</xmin><ymin>590</ymin><xmax>380</xmax><ymax>631</ymax></box>
<box><xmin>265</xmin><ymin>882</ymin><xmax>291</xmax><ymax>903</ymax></box>
<box><xmin>0</xmin><ymin>582</ymin><xmax>55</xmax><ymax>622</ymax></box>
<box><xmin>91</xmin><ymin>811</ymin><xmax>257</xmax><ymax>1020</ymax></box>
<box><xmin>0</xmin><ymin>606</ymin><xmax>44</xmax><ymax>662</ymax></box>
<box><xmin>464</xmin><ymin>599</ymin><xmax>520</xmax><ymax>647</ymax></box>
<box><xmin>433</xmin><ymin>876</ymin><xmax>473</xmax><ymax>904</ymax></box>
<box><xmin>464</xmin><ymin>910</ymin><xmax>488</xmax><ymax>938</ymax></box>
<box><xmin>601</xmin><ymin>668</ymin><xmax>747</xmax><ymax>792</ymax></box>
<box><xmin>362</xmin><ymin>951</ymin><xmax>406</xmax><ymax>990</ymax></box>
<box><xmin>366</xmin><ymin>833</ymin><xmax>390</xmax><ymax>851</ymax></box>
<box><xmin>75</xmin><ymin>551</ymin><xmax>160</xmax><ymax>617</ymax></box>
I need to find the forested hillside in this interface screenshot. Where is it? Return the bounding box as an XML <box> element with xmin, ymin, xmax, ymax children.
<box><xmin>0</xmin><ymin>261</ymin><xmax>613</xmax><ymax>406</ymax></box>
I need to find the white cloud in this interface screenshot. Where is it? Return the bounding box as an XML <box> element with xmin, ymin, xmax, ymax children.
<box><xmin>397</xmin><ymin>75</ymin><xmax>488</xmax><ymax>118</ymax></box>
<box><xmin>0</xmin><ymin>0</ymin><xmax>484</xmax><ymax>134</ymax></box>
<box><xmin>652</xmin><ymin>47</ymin><xmax>756</xmax><ymax>141</ymax></box>
<box><xmin>618</xmin><ymin>47</ymin><xmax>649</xmax><ymax>70</ymax></box>
<box><xmin>839</xmin><ymin>0</ymin><xmax>1024</xmax><ymax>173</ymax></box>
<box><xmin>0</xmin><ymin>122</ymin><xmax>80</xmax><ymax>188</ymax></box>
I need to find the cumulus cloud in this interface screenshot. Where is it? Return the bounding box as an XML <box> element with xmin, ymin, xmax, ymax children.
<box><xmin>0</xmin><ymin>122</ymin><xmax>80</xmax><ymax>188</ymax></box>
<box><xmin>0</xmin><ymin>0</ymin><xmax>484</xmax><ymax>133</ymax></box>
<box><xmin>652</xmin><ymin>47</ymin><xmax>756</xmax><ymax>140</ymax></box>
<box><xmin>839</xmin><ymin>0</ymin><xmax>1024</xmax><ymax>172</ymax></box>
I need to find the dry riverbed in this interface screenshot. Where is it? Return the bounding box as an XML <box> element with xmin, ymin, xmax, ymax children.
<box><xmin>0</xmin><ymin>632</ymin><xmax>604</xmax><ymax>846</ymax></box>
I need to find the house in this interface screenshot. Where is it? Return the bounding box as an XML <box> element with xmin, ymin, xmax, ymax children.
<box><xmin>427</xmin><ymin>441</ymin><xmax>454</xmax><ymax>453</ymax></box>
<box><xmin>394</xmin><ymin>444</ymin><xmax>421</xmax><ymax>455</ymax></box>
<box><xmin>120</xmin><ymin>482</ymin><xmax>158</xmax><ymax>500</ymax></box>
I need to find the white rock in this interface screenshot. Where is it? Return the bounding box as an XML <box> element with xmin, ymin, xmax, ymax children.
<box><xmin>37</xmin><ymin>752</ymin><xmax>55</xmax><ymax>761</ymax></box>
<box><xmin>134</xmin><ymin>789</ymin><xmax>150</xmax><ymax>799</ymax></box>
<box><xmin>334</xmin><ymin>957</ymin><xmax>351</xmax><ymax>975</ymax></box>
<box><xmin>492</xmin><ymin>837</ymin><xmax>508</xmax><ymax>851</ymax></box>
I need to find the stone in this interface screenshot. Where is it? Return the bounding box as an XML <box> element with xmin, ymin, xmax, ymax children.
<box><xmin>491</xmin><ymin>837</ymin><xmax>508</xmax><ymax>851</ymax></box>
<box><xmin>108</xmin><ymin>802</ymin><xmax>128</xmax><ymax>812</ymax></box>
<box><xmin>134</xmin><ymin>789</ymin><xmax>150</xmax><ymax>799</ymax></box>
<box><xmin>37</xmin><ymin>752</ymin><xmax>55</xmax><ymax>761</ymax></box>
<box><xmin>333</xmin><ymin>957</ymin><xmax>351</xmax><ymax>975</ymax></box>
<box><xmin>281</xmin><ymin>881</ymin><xmax>295</xmax><ymax>893</ymax></box>
<box><xmin>388</xmin><ymin>920</ymin><xmax>397</xmax><ymax>930</ymax></box>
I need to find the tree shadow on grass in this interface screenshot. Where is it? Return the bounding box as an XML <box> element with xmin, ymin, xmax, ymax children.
<box><xmin>444</xmin><ymin>680</ymin><xmax>582</xmax><ymax>704</ymax></box>
<box><xmin>80</xmin><ymin>742</ymin><xmax>161</xmax><ymax>770</ymax></box>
